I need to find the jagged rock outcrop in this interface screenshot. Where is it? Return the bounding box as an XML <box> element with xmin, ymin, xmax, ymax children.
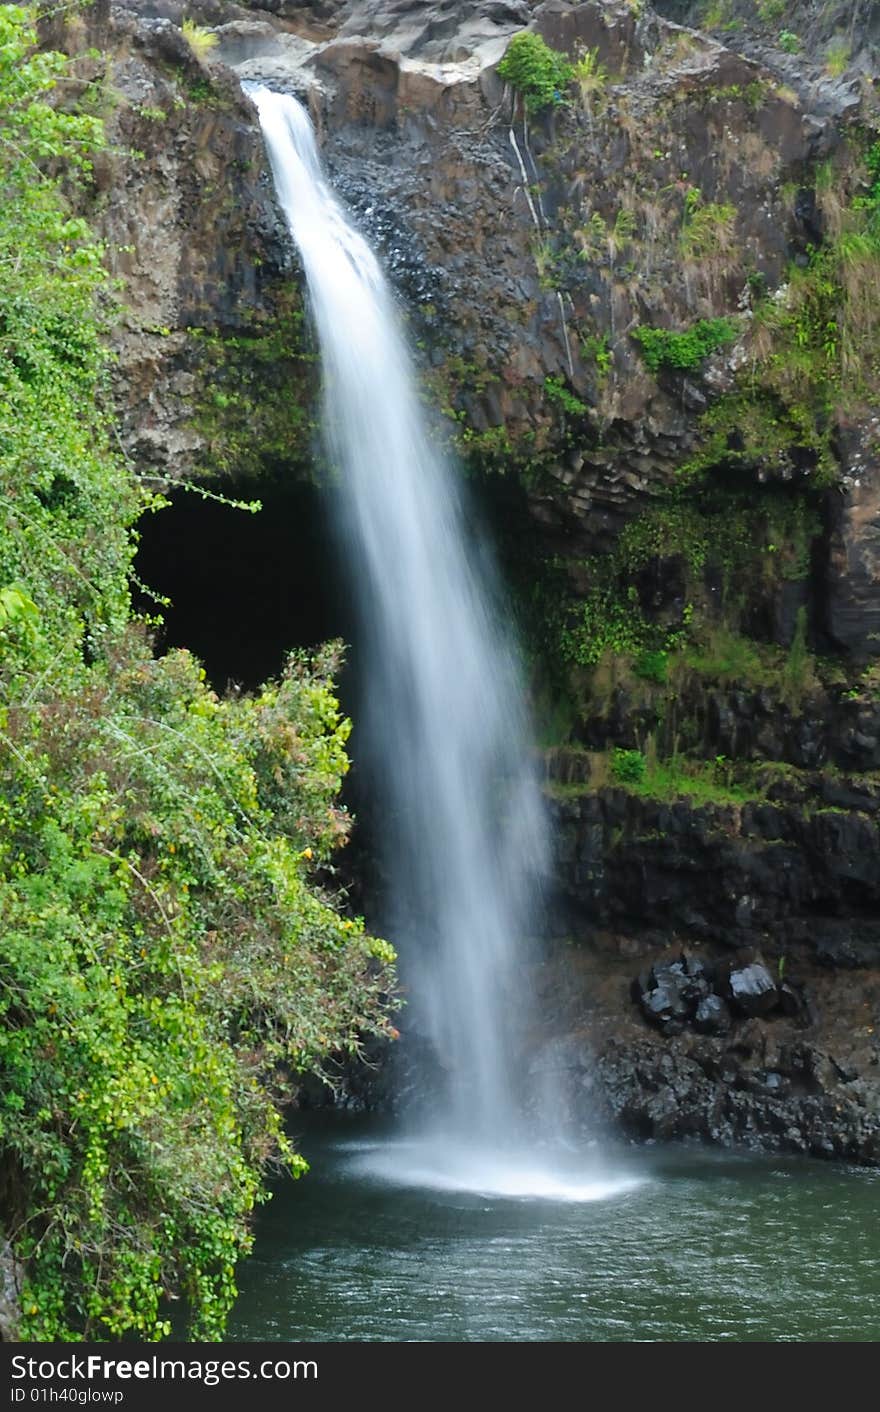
<box><xmin>213</xmin><ymin>1</ymin><xmax>836</xmax><ymax>502</ymax></box>
<box><xmin>527</xmin><ymin>937</ymin><xmax>880</xmax><ymax>1164</ymax></box>
<box><xmin>549</xmin><ymin>784</ymin><xmax>880</xmax><ymax>955</ymax></box>
<box><xmin>51</xmin><ymin>2</ymin><xmax>316</xmax><ymax>480</ymax></box>
<box><xmin>67</xmin><ymin>1</ymin><xmax>879</xmax><ymax>667</ymax></box>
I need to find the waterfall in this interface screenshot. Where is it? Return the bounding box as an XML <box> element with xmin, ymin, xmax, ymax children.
<box><xmin>249</xmin><ymin>86</ymin><xmax>548</xmax><ymax>1160</ymax></box>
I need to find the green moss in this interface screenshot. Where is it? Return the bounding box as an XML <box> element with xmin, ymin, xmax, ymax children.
<box><xmin>623</xmin><ymin>754</ymin><xmax>756</xmax><ymax>806</ymax></box>
<box><xmin>187</xmin><ymin>305</ymin><xmax>318</xmax><ymax>479</ymax></box>
<box><xmin>683</xmin><ymin>627</ymin><xmax>766</xmax><ymax>683</ymax></box>
<box><xmin>699</xmin><ymin>81</ymin><xmax>768</xmax><ymax>109</ymax></box>
<box><xmin>633</xmin><ymin>649</ymin><xmax>669</xmax><ymax>684</ymax></box>
<box><xmin>534</xmin><ymin>486</ymin><xmax>821</xmax><ymax>671</ymax></box>
<box><xmin>555</xmin><ymin>747</ymin><xmax>767</xmax><ymax>808</ymax></box>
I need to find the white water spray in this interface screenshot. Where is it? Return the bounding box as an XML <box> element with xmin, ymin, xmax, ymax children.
<box><xmin>249</xmin><ymin>88</ymin><xmax>635</xmax><ymax>1196</ymax></box>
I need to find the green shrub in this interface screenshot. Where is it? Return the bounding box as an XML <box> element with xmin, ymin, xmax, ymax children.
<box><xmin>582</xmin><ymin>332</ymin><xmax>613</xmax><ymax>379</ymax></box>
<box><xmin>497</xmin><ymin>31</ymin><xmax>573</xmax><ymax>114</ymax></box>
<box><xmin>633</xmin><ymin>317</ymin><xmax>739</xmax><ymax>373</ymax></box>
<box><xmin>544</xmin><ymin>375</ymin><xmax>588</xmax><ymax>416</ymax></box>
<box><xmin>611</xmin><ymin>748</ymin><xmax>646</xmax><ymax>784</ymax></box>
<box><xmin>633</xmin><ymin>649</ymin><xmax>669</xmax><ymax>684</ymax></box>
<box><xmin>0</xmin><ymin>5</ymin><xmax>396</xmax><ymax>1341</ymax></box>
<box><xmin>556</xmin><ymin>583</ymin><xmax>653</xmax><ymax>666</ymax></box>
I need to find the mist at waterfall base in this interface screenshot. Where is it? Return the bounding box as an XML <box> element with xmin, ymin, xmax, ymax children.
<box><xmin>230</xmin><ymin>1116</ymin><xmax>880</xmax><ymax>1343</ymax></box>
<box><xmin>249</xmin><ymin>85</ymin><xmax>636</xmax><ymax>1202</ymax></box>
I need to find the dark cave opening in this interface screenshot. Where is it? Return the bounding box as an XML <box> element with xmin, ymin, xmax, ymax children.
<box><xmin>134</xmin><ymin>474</ymin><xmax>394</xmax><ymax>920</ymax></box>
<box><xmin>134</xmin><ymin>468</ymin><xmax>548</xmax><ymax>697</ymax></box>
<box><xmin>134</xmin><ymin>476</ymin><xmax>355</xmax><ymax>694</ymax></box>
<box><xmin>132</xmin><ymin>467</ymin><xmax>548</xmax><ymax>923</ymax></box>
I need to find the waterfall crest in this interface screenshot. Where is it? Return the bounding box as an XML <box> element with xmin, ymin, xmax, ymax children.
<box><xmin>249</xmin><ymin>86</ymin><xmax>547</xmax><ymax>1152</ymax></box>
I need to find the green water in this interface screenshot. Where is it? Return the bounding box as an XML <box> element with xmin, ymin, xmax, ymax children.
<box><xmin>230</xmin><ymin>1114</ymin><xmax>880</xmax><ymax>1342</ymax></box>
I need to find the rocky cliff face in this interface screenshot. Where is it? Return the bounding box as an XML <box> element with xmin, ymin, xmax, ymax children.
<box><xmin>58</xmin><ymin>0</ymin><xmax>880</xmax><ymax>1164</ymax></box>
<box><xmin>47</xmin><ymin>0</ymin><xmax>318</xmax><ymax>483</ymax></box>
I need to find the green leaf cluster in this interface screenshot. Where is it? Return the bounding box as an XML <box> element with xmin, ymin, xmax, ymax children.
<box><xmin>497</xmin><ymin>31</ymin><xmax>573</xmax><ymax>115</ymax></box>
<box><xmin>633</xmin><ymin>317</ymin><xmax>739</xmax><ymax>373</ymax></box>
<box><xmin>611</xmin><ymin>748</ymin><xmax>646</xmax><ymax>785</ymax></box>
<box><xmin>544</xmin><ymin>375</ymin><xmax>588</xmax><ymax>417</ymax></box>
<box><xmin>0</xmin><ymin>7</ymin><xmax>396</xmax><ymax>1341</ymax></box>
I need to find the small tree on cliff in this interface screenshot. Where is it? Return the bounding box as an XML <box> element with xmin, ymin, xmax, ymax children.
<box><xmin>497</xmin><ymin>31</ymin><xmax>573</xmax><ymax>115</ymax></box>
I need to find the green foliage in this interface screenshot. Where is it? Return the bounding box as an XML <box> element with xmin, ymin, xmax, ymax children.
<box><xmin>497</xmin><ymin>31</ymin><xmax>573</xmax><ymax>115</ymax></box>
<box><xmin>700</xmin><ymin>1</ymin><xmax>729</xmax><ymax>26</ymax></box>
<box><xmin>571</xmin><ymin>48</ymin><xmax>607</xmax><ymax>111</ymax></box>
<box><xmin>181</xmin><ymin>19</ymin><xmax>219</xmax><ymax>60</ymax></box>
<box><xmin>575</xmin><ymin>210</ymin><xmax>608</xmax><ymax>261</ymax></box>
<box><xmin>615</xmin><ymin>751</ymin><xmax>755</xmax><ymax>805</ymax></box>
<box><xmin>423</xmin><ymin>353</ymin><xmax>537</xmax><ymax>474</ymax></box>
<box><xmin>611</xmin><ymin>748</ymin><xmax>646</xmax><ymax>785</ymax></box>
<box><xmin>778</xmin><ymin>30</ymin><xmax>800</xmax><ymax>54</ymax></box>
<box><xmin>683</xmin><ymin>622</ymin><xmax>817</xmax><ymax>705</ymax></box>
<box><xmin>825</xmin><ymin>38</ymin><xmax>850</xmax><ymax>77</ymax></box>
<box><xmin>680</xmin><ymin>198</ymin><xmax>737</xmax><ymax>261</ymax></box>
<box><xmin>717</xmin><ymin>146</ymin><xmax>880</xmax><ymax>484</ymax></box>
<box><xmin>531</xmin><ymin>235</ymin><xmax>557</xmax><ymax>289</ymax></box>
<box><xmin>544</xmin><ymin>375</ymin><xmax>588</xmax><ymax>417</ymax></box>
<box><xmin>0</xmin><ymin>5</ymin><xmax>129</xmax><ymax>662</ymax></box>
<box><xmin>188</xmin><ymin>311</ymin><xmax>317</xmax><ymax>479</ymax></box>
<box><xmin>684</xmin><ymin>625</ymin><xmax>765</xmax><ymax>682</ymax></box>
<box><xmin>458</xmin><ymin>421</ymin><xmax>514</xmax><ymax>470</ymax></box>
<box><xmin>582</xmin><ymin>332</ymin><xmax>612</xmax><ymax>380</ymax></box>
<box><xmin>851</xmin><ymin>141</ymin><xmax>880</xmax><ymax>229</ymax></box>
<box><xmin>539</xmin><ymin>488</ymin><xmax>821</xmax><ymax>670</ymax></box>
<box><xmin>0</xmin><ymin>585</ymin><xmax>38</xmax><ymax>637</ymax></box>
<box><xmin>183</xmin><ymin>76</ymin><xmax>218</xmax><ymax>106</ymax></box>
<box><xmin>633</xmin><ymin>317</ymin><xmax>739</xmax><ymax>373</ymax></box>
<box><xmin>756</xmin><ymin>0</ymin><xmax>786</xmax><ymax>20</ymax></box>
<box><xmin>0</xmin><ymin>7</ymin><xmax>396</xmax><ymax>1341</ymax></box>
<box><xmin>133</xmin><ymin>103</ymin><xmax>167</xmax><ymax>123</ymax></box>
<box><xmin>677</xmin><ymin>389</ymin><xmax>836</xmax><ymax>487</ymax></box>
<box><xmin>633</xmin><ymin>649</ymin><xmax>669</xmax><ymax>684</ymax></box>
<box><xmin>700</xmin><ymin>81</ymin><xmax>767</xmax><ymax>109</ymax></box>
<box><xmin>557</xmin><ymin>581</ymin><xmax>653</xmax><ymax>666</ymax></box>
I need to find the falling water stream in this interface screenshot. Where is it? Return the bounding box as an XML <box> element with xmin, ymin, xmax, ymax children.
<box><xmin>247</xmin><ymin>86</ymin><xmax>628</xmax><ymax>1197</ymax></box>
<box><xmin>230</xmin><ymin>87</ymin><xmax>880</xmax><ymax>1343</ymax></box>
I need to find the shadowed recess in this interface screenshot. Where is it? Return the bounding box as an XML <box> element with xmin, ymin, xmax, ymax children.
<box><xmin>134</xmin><ymin>477</ymin><xmax>352</xmax><ymax>691</ymax></box>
